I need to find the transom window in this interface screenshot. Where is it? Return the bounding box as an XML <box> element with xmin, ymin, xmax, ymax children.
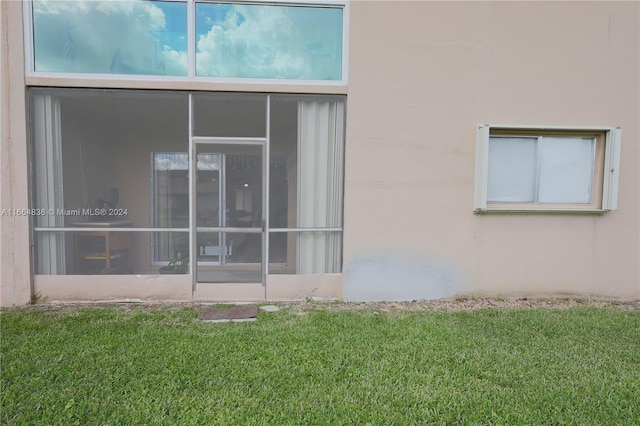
<box><xmin>474</xmin><ymin>125</ymin><xmax>621</xmax><ymax>213</ymax></box>
<box><xmin>27</xmin><ymin>0</ymin><xmax>348</xmax><ymax>83</ymax></box>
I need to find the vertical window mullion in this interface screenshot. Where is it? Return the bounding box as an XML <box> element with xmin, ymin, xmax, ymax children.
<box><xmin>341</xmin><ymin>0</ymin><xmax>349</xmax><ymax>84</ymax></box>
<box><xmin>188</xmin><ymin>0</ymin><xmax>196</xmax><ymax>78</ymax></box>
<box><xmin>534</xmin><ymin>136</ymin><xmax>542</xmax><ymax>203</ymax></box>
<box><xmin>264</xmin><ymin>95</ymin><xmax>271</xmax><ymax>283</ymax></box>
<box><xmin>23</xmin><ymin>0</ymin><xmax>35</xmax><ymax>74</ymax></box>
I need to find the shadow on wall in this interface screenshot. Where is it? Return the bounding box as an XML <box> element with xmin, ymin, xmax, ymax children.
<box><xmin>343</xmin><ymin>253</ymin><xmax>465</xmax><ymax>302</ymax></box>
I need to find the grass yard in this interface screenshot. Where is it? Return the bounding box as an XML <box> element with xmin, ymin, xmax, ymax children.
<box><xmin>1</xmin><ymin>303</ymin><xmax>639</xmax><ymax>425</ymax></box>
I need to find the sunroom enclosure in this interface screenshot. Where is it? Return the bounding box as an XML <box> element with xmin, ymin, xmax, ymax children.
<box><xmin>31</xmin><ymin>89</ymin><xmax>345</xmax><ymax>290</ymax></box>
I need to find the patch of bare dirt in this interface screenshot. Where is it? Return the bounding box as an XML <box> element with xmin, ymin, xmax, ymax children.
<box><xmin>278</xmin><ymin>297</ymin><xmax>640</xmax><ymax>313</ymax></box>
<box><xmin>5</xmin><ymin>297</ymin><xmax>640</xmax><ymax>313</ymax></box>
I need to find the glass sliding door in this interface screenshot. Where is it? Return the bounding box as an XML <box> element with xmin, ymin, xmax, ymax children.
<box><xmin>194</xmin><ymin>141</ymin><xmax>265</xmax><ymax>283</ymax></box>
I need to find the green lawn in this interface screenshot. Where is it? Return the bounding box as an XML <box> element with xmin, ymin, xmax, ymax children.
<box><xmin>1</xmin><ymin>305</ymin><xmax>639</xmax><ymax>425</ymax></box>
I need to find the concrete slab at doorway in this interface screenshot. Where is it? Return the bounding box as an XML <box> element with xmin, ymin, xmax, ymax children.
<box><xmin>198</xmin><ymin>305</ymin><xmax>259</xmax><ymax>323</ymax></box>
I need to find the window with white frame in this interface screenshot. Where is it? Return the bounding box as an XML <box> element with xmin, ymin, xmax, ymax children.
<box><xmin>27</xmin><ymin>0</ymin><xmax>348</xmax><ymax>83</ymax></box>
<box><xmin>474</xmin><ymin>125</ymin><xmax>621</xmax><ymax>212</ymax></box>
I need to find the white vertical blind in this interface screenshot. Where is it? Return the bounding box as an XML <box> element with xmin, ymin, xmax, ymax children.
<box><xmin>297</xmin><ymin>100</ymin><xmax>344</xmax><ymax>274</ymax></box>
<box><xmin>326</xmin><ymin>101</ymin><xmax>344</xmax><ymax>273</ymax></box>
<box><xmin>33</xmin><ymin>94</ymin><xmax>65</xmax><ymax>274</ymax></box>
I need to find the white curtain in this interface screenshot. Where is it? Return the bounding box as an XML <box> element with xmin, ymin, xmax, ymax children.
<box><xmin>33</xmin><ymin>94</ymin><xmax>65</xmax><ymax>274</ymax></box>
<box><xmin>297</xmin><ymin>100</ymin><xmax>344</xmax><ymax>274</ymax></box>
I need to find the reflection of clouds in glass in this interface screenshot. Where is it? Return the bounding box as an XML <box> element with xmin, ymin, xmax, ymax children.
<box><xmin>197</xmin><ymin>154</ymin><xmax>222</xmax><ymax>171</ymax></box>
<box><xmin>154</xmin><ymin>153</ymin><xmax>220</xmax><ymax>171</ymax></box>
<box><xmin>33</xmin><ymin>0</ymin><xmax>187</xmax><ymax>76</ymax></box>
<box><xmin>196</xmin><ymin>4</ymin><xmax>341</xmax><ymax>80</ymax></box>
<box><xmin>155</xmin><ymin>154</ymin><xmax>188</xmax><ymax>171</ymax></box>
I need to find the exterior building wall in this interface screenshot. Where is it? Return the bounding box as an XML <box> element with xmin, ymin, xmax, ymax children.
<box><xmin>1</xmin><ymin>1</ymin><xmax>638</xmax><ymax>306</ymax></box>
<box><xmin>343</xmin><ymin>1</ymin><xmax>639</xmax><ymax>301</ymax></box>
<box><xmin>1</xmin><ymin>1</ymin><xmax>31</xmax><ymax>307</ymax></box>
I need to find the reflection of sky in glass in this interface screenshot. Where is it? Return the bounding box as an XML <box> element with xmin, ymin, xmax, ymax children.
<box><xmin>155</xmin><ymin>153</ymin><xmax>220</xmax><ymax>171</ymax></box>
<box><xmin>153</xmin><ymin>2</ymin><xmax>188</xmax><ymax>54</ymax></box>
<box><xmin>33</xmin><ymin>0</ymin><xmax>188</xmax><ymax>76</ymax></box>
<box><xmin>32</xmin><ymin>0</ymin><xmax>344</xmax><ymax>81</ymax></box>
<box><xmin>195</xmin><ymin>3</ymin><xmax>342</xmax><ymax>80</ymax></box>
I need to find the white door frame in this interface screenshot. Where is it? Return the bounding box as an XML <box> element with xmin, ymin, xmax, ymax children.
<box><xmin>188</xmin><ymin>94</ymin><xmax>270</xmax><ymax>292</ymax></box>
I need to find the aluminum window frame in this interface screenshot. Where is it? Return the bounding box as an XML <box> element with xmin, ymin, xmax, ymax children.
<box><xmin>474</xmin><ymin>124</ymin><xmax>621</xmax><ymax>214</ymax></box>
<box><xmin>23</xmin><ymin>0</ymin><xmax>349</xmax><ymax>86</ymax></box>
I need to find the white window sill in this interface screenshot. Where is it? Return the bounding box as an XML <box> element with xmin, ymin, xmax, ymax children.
<box><xmin>474</xmin><ymin>207</ymin><xmax>609</xmax><ymax>215</ymax></box>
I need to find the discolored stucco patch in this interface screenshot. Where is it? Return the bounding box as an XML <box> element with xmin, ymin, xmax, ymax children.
<box><xmin>343</xmin><ymin>253</ymin><xmax>466</xmax><ymax>302</ymax></box>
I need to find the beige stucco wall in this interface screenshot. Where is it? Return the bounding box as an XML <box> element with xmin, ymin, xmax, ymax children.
<box><xmin>1</xmin><ymin>1</ymin><xmax>639</xmax><ymax>305</ymax></box>
<box><xmin>342</xmin><ymin>1</ymin><xmax>640</xmax><ymax>300</ymax></box>
<box><xmin>1</xmin><ymin>1</ymin><xmax>31</xmax><ymax>307</ymax></box>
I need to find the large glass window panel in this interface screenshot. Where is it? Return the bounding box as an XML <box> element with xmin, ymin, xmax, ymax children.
<box><xmin>31</xmin><ymin>89</ymin><xmax>188</xmax><ymax>229</ymax></box>
<box><xmin>269</xmin><ymin>96</ymin><xmax>345</xmax><ymax>229</ymax></box>
<box><xmin>31</xmin><ymin>88</ymin><xmax>189</xmax><ymax>275</ymax></box>
<box><xmin>195</xmin><ymin>3</ymin><xmax>343</xmax><ymax>80</ymax></box>
<box><xmin>538</xmin><ymin>137</ymin><xmax>595</xmax><ymax>204</ymax></box>
<box><xmin>30</xmin><ymin>89</ymin><xmax>189</xmax><ymax>228</ymax></box>
<box><xmin>487</xmin><ymin>137</ymin><xmax>538</xmax><ymax>203</ymax></box>
<box><xmin>297</xmin><ymin>100</ymin><xmax>345</xmax><ymax>228</ymax></box>
<box><xmin>269</xmin><ymin>97</ymin><xmax>298</xmax><ymax>228</ymax></box>
<box><xmin>32</xmin><ymin>0</ymin><xmax>188</xmax><ymax>76</ymax></box>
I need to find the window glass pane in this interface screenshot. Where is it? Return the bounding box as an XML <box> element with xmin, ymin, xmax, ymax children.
<box><xmin>34</xmin><ymin>230</ymin><xmax>187</xmax><ymax>275</ymax></box>
<box><xmin>269</xmin><ymin>231</ymin><xmax>342</xmax><ymax>274</ymax></box>
<box><xmin>154</xmin><ymin>153</ymin><xmax>190</xmax><ymax>232</ymax></box>
<box><xmin>152</xmin><ymin>152</ymin><xmax>223</xmax><ymax>263</ymax></box>
<box><xmin>538</xmin><ymin>137</ymin><xmax>595</xmax><ymax>204</ymax></box>
<box><xmin>33</xmin><ymin>0</ymin><xmax>188</xmax><ymax>76</ymax></box>
<box><xmin>31</xmin><ymin>89</ymin><xmax>190</xmax><ymax>273</ymax></box>
<box><xmin>193</xmin><ymin>93</ymin><xmax>267</xmax><ymax>137</ymax></box>
<box><xmin>269</xmin><ymin>96</ymin><xmax>345</xmax><ymax>228</ymax></box>
<box><xmin>269</xmin><ymin>97</ymin><xmax>298</xmax><ymax>228</ymax></box>
<box><xmin>487</xmin><ymin>137</ymin><xmax>537</xmax><ymax>202</ymax></box>
<box><xmin>195</xmin><ymin>3</ymin><xmax>343</xmax><ymax>80</ymax></box>
<box><xmin>197</xmin><ymin>232</ymin><xmax>262</xmax><ymax>283</ymax></box>
<box><xmin>31</xmin><ymin>89</ymin><xmax>189</xmax><ymax>229</ymax></box>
